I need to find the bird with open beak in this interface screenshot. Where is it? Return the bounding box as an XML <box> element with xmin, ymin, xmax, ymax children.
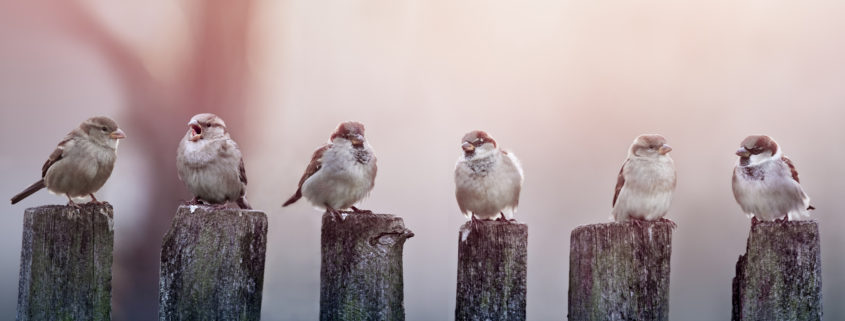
<box><xmin>454</xmin><ymin>130</ymin><xmax>524</xmax><ymax>222</ymax></box>
<box><xmin>176</xmin><ymin>113</ymin><xmax>251</xmax><ymax>209</ymax></box>
<box><xmin>611</xmin><ymin>134</ymin><xmax>676</xmax><ymax>224</ymax></box>
<box><xmin>732</xmin><ymin>135</ymin><xmax>814</xmax><ymax>222</ymax></box>
<box><xmin>11</xmin><ymin>116</ymin><xmax>126</xmax><ymax>206</ymax></box>
<box><xmin>283</xmin><ymin>121</ymin><xmax>377</xmax><ymax>218</ymax></box>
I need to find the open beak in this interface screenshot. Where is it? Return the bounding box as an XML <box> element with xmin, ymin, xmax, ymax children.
<box><xmin>658</xmin><ymin>144</ymin><xmax>672</xmax><ymax>155</ymax></box>
<box><xmin>462</xmin><ymin>142</ymin><xmax>475</xmax><ymax>153</ymax></box>
<box><xmin>736</xmin><ymin>147</ymin><xmax>750</xmax><ymax>157</ymax></box>
<box><xmin>109</xmin><ymin>128</ymin><xmax>126</xmax><ymax>139</ymax></box>
<box><xmin>188</xmin><ymin>120</ymin><xmax>202</xmax><ymax>142</ymax></box>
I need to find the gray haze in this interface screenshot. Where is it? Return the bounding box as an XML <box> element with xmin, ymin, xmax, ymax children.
<box><xmin>1</xmin><ymin>1</ymin><xmax>844</xmax><ymax>320</ymax></box>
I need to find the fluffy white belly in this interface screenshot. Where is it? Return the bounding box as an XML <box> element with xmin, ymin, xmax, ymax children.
<box><xmin>302</xmin><ymin>163</ymin><xmax>372</xmax><ymax>210</ymax></box>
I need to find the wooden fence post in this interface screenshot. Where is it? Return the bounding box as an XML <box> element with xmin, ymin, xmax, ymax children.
<box><xmin>159</xmin><ymin>205</ymin><xmax>268</xmax><ymax>321</ymax></box>
<box><xmin>17</xmin><ymin>203</ymin><xmax>114</xmax><ymax>321</ymax></box>
<box><xmin>320</xmin><ymin>211</ymin><xmax>414</xmax><ymax>321</ymax></box>
<box><xmin>568</xmin><ymin>221</ymin><xmax>673</xmax><ymax>321</ymax></box>
<box><xmin>732</xmin><ymin>220</ymin><xmax>822</xmax><ymax>321</ymax></box>
<box><xmin>455</xmin><ymin>220</ymin><xmax>528</xmax><ymax>321</ymax></box>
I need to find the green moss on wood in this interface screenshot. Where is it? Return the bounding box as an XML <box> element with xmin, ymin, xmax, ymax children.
<box><xmin>320</xmin><ymin>211</ymin><xmax>414</xmax><ymax>321</ymax></box>
<box><xmin>159</xmin><ymin>205</ymin><xmax>267</xmax><ymax>321</ymax></box>
<box><xmin>732</xmin><ymin>220</ymin><xmax>821</xmax><ymax>321</ymax></box>
<box><xmin>568</xmin><ymin>220</ymin><xmax>673</xmax><ymax>321</ymax></box>
<box><xmin>17</xmin><ymin>203</ymin><xmax>114</xmax><ymax>321</ymax></box>
<box><xmin>455</xmin><ymin>220</ymin><xmax>528</xmax><ymax>321</ymax></box>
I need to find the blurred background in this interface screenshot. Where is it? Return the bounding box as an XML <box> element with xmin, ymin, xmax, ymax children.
<box><xmin>1</xmin><ymin>0</ymin><xmax>844</xmax><ymax>320</ymax></box>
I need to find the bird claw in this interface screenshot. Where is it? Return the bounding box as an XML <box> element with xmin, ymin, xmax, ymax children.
<box><xmin>495</xmin><ymin>214</ymin><xmax>514</xmax><ymax>224</ymax></box>
<box><xmin>212</xmin><ymin>203</ymin><xmax>230</xmax><ymax>210</ymax></box>
<box><xmin>350</xmin><ymin>206</ymin><xmax>372</xmax><ymax>214</ymax></box>
<box><xmin>659</xmin><ymin>218</ymin><xmax>677</xmax><ymax>229</ymax></box>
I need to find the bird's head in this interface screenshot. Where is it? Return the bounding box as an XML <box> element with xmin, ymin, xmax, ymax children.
<box><xmin>187</xmin><ymin>113</ymin><xmax>227</xmax><ymax>142</ymax></box>
<box><xmin>629</xmin><ymin>134</ymin><xmax>672</xmax><ymax>158</ymax></box>
<box><xmin>82</xmin><ymin>116</ymin><xmax>125</xmax><ymax>149</ymax></box>
<box><xmin>330</xmin><ymin>121</ymin><xmax>367</xmax><ymax>147</ymax></box>
<box><xmin>736</xmin><ymin>135</ymin><xmax>779</xmax><ymax>166</ymax></box>
<box><xmin>461</xmin><ymin>130</ymin><xmax>497</xmax><ymax>158</ymax></box>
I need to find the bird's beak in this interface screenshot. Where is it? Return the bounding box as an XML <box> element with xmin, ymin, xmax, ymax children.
<box><xmin>350</xmin><ymin>134</ymin><xmax>364</xmax><ymax>146</ymax></box>
<box><xmin>736</xmin><ymin>147</ymin><xmax>750</xmax><ymax>157</ymax></box>
<box><xmin>188</xmin><ymin>119</ymin><xmax>202</xmax><ymax>142</ymax></box>
<box><xmin>110</xmin><ymin>128</ymin><xmax>126</xmax><ymax>139</ymax></box>
<box><xmin>462</xmin><ymin>142</ymin><xmax>475</xmax><ymax>153</ymax></box>
<box><xmin>658</xmin><ymin>144</ymin><xmax>672</xmax><ymax>155</ymax></box>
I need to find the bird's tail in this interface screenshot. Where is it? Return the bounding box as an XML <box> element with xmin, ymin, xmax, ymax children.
<box><xmin>282</xmin><ymin>189</ymin><xmax>302</xmax><ymax>207</ymax></box>
<box><xmin>11</xmin><ymin>180</ymin><xmax>46</xmax><ymax>204</ymax></box>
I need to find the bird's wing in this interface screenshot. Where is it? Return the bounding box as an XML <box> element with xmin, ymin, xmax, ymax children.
<box><xmin>298</xmin><ymin>145</ymin><xmax>329</xmax><ymax>189</ymax></box>
<box><xmin>781</xmin><ymin>156</ymin><xmax>800</xmax><ymax>183</ymax></box>
<box><xmin>239</xmin><ymin>158</ymin><xmax>248</xmax><ymax>186</ymax></box>
<box><xmin>501</xmin><ymin>150</ymin><xmax>523</xmax><ymax>208</ymax></box>
<box><xmin>41</xmin><ymin>136</ymin><xmax>74</xmax><ymax>178</ymax></box>
<box><xmin>283</xmin><ymin>144</ymin><xmax>329</xmax><ymax>206</ymax></box>
<box><xmin>782</xmin><ymin>156</ymin><xmax>815</xmax><ymax>210</ymax></box>
<box><xmin>612</xmin><ymin>160</ymin><xmax>627</xmax><ymax>207</ymax></box>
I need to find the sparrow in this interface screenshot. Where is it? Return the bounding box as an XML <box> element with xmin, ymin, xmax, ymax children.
<box><xmin>454</xmin><ymin>130</ymin><xmax>524</xmax><ymax>222</ymax></box>
<box><xmin>11</xmin><ymin>116</ymin><xmax>126</xmax><ymax>206</ymax></box>
<box><xmin>283</xmin><ymin>121</ymin><xmax>377</xmax><ymax>217</ymax></box>
<box><xmin>732</xmin><ymin>135</ymin><xmax>814</xmax><ymax>222</ymax></box>
<box><xmin>611</xmin><ymin>134</ymin><xmax>676</xmax><ymax>224</ymax></box>
<box><xmin>176</xmin><ymin>113</ymin><xmax>251</xmax><ymax>209</ymax></box>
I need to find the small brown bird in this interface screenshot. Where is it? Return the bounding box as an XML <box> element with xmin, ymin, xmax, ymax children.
<box><xmin>283</xmin><ymin>121</ymin><xmax>377</xmax><ymax>217</ymax></box>
<box><xmin>11</xmin><ymin>116</ymin><xmax>126</xmax><ymax>206</ymax></box>
<box><xmin>176</xmin><ymin>113</ymin><xmax>251</xmax><ymax>209</ymax></box>
<box><xmin>611</xmin><ymin>134</ymin><xmax>676</xmax><ymax>224</ymax></box>
<box><xmin>732</xmin><ymin>135</ymin><xmax>814</xmax><ymax>222</ymax></box>
<box><xmin>454</xmin><ymin>130</ymin><xmax>524</xmax><ymax>222</ymax></box>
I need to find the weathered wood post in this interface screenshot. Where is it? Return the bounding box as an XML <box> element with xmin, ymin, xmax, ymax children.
<box><xmin>17</xmin><ymin>203</ymin><xmax>114</xmax><ymax>321</ymax></box>
<box><xmin>732</xmin><ymin>220</ymin><xmax>822</xmax><ymax>321</ymax></box>
<box><xmin>568</xmin><ymin>221</ymin><xmax>673</xmax><ymax>321</ymax></box>
<box><xmin>159</xmin><ymin>205</ymin><xmax>268</xmax><ymax>321</ymax></box>
<box><xmin>455</xmin><ymin>220</ymin><xmax>528</xmax><ymax>321</ymax></box>
<box><xmin>320</xmin><ymin>211</ymin><xmax>414</xmax><ymax>321</ymax></box>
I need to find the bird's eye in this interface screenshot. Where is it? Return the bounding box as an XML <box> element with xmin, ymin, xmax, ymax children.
<box><xmin>101</xmin><ymin>126</ymin><xmax>108</xmax><ymax>131</ymax></box>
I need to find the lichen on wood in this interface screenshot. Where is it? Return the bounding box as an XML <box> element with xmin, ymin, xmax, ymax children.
<box><xmin>455</xmin><ymin>220</ymin><xmax>528</xmax><ymax>321</ymax></box>
<box><xmin>159</xmin><ymin>205</ymin><xmax>267</xmax><ymax>321</ymax></box>
<box><xmin>320</xmin><ymin>211</ymin><xmax>414</xmax><ymax>321</ymax></box>
<box><xmin>732</xmin><ymin>220</ymin><xmax>822</xmax><ymax>321</ymax></box>
<box><xmin>17</xmin><ymin>203</ymin><xmax>114</xmax><ymax>321</ymax></box>
<box><xmin>568</xmin><ymin>220</ymin><xmax>673</xmax><ymax>321</ymax></box>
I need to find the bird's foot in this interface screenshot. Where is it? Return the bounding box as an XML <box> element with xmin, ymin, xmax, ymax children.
<box><xmin>350</xmin><ymin>206</ymin><xmax>372</xmax><ymax>214</ymax></box>
<box><xmin>85</xmin><ymin>194</ymin><xmax>107</xmax><ymax>205</ymax></box>
<box><xmin>470</xmin><ymin>215</ymin><xmax>480</xmax><ymax>230</ymax></box>
<box><xmin>630</xmin><ymin>218</ymin><xmax>645</xmax><ymax>228</ymax></box>
<box><xmin>182</xmin><ymin>197</ymin><xmax>202</xmax><ymax>206</ymax></box>
<box><xmin>775</xmin><ymin>216</ymin><xmax>789</xmax><ymax>224</ymax></box>
<box><xmin>326</xmin><ymin>207</ymin><xmax>344</xmax><ymax>221</ymax></box>
<box><xmin>212</xmin><ymin>202</ymin><xmax>231</xmax><ymax>210</ymax></box>
<box><xmin>751</xmin><ymin>216</ymin><xmax>760</xmax><ymax>225</ymax></box>
<box><xmin>659</xmin><ymin>218</ymin><xmax>677</xmax><ymax>229</ymax></box>
<box><xmin>496</xmin><ymin>213</ymin><xmax>513</xmax><ymax>224</ymax></box>
<box><xmin>66</xmin><ymin>197</ymin><xmax>81</xmax><ymax>209</ymax></box>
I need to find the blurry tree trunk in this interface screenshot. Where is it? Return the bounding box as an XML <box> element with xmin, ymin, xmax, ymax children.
<box><xmin>55</xmin><ymin>1</ymin><xmax>256</xmax><ymax>319</ymax></box>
